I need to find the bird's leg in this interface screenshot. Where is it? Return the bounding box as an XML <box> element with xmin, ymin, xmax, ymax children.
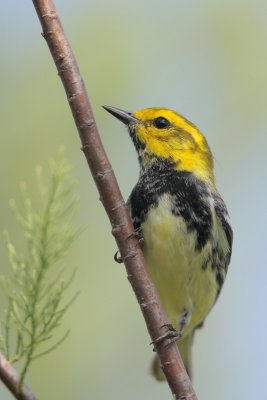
<box><xmin>196</xmin><ymin>321</ymin><xmax>204</xmax><ymax>330</ymax></box>
<box><xmin>151</xmin><ymin>310</ymin><xmax>192</xmax><ymax>347</ymax></box>
<box><xmin>177</xmin><ymin>310</ymin><xmax>192</xmax><ymax>338</ymax></box>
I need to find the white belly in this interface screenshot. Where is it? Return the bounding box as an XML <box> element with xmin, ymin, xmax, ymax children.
<box><xmin>142</xmin><ymin>194</ymin><xmax>218</xmax><ymax>334</ymax></box>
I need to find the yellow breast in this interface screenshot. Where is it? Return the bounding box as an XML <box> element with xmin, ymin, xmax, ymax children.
<box><xmin>142</xmin><ymin>194</ymin><xmax>218</xmax><ymax>334</ymax></box>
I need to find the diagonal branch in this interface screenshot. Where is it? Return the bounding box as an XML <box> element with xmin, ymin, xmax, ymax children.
<box><xmin>0</xmin><ymin>352</ymin><xmax>37</xmax><ymax>400</ymax></box>
<box><xmin>30</xmin><ymin>1</ymin><xmax>198</xmax><ymax>399</ymax></box>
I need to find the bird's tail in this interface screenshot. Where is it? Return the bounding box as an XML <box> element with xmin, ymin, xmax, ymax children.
<box><xmin>151</xmin><ymin>331</ymin><xmax>195</xmax><ymax>381</ymax></box>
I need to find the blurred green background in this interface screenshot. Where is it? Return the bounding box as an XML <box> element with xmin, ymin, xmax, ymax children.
<box><xmin>1</xmin><ymin>1</ymin><xmax>267</xmax><ymax>399</ymax></box>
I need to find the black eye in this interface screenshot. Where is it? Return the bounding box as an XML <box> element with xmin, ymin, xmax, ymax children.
<box><xmin>153</xmin><ymin>117</ymin><xmax>170</xmax><ymax>129</ymax></box>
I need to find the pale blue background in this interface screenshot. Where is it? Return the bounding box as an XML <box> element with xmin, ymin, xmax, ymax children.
<box><xmin>1</xmin><ymin>1</ymin><xmax>267</xmax><ymax>399</ymax></box>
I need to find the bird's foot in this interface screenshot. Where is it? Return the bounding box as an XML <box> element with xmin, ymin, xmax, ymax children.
<box><xmin>151</xmin><ymin>310</ymin><xmax>192</xmax><ymax>347</ymax></box>
<box><xmin>150</xmin><ymin>324</ymin><xmax>182</xmax><ymax>347</ymax></box>
<box><xmin>114</xmin><ymin>250</ymin><xmax>123</xmax><ymax>263</ymax></box>
<box><xmin>127</xmin><ymin>227</ymin><xmax>144</xmax><ymax>247</ymax></box>
<box><xmin>114</xmin><ymin>228</ymin><xmax>144</xmax><ymax>264</ymax></box>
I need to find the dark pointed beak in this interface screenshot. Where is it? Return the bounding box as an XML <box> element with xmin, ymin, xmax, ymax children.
<box><xmin>102</xmin><ymin>105</ymin><xmax>139</xmax><ymax>125</ymax></box>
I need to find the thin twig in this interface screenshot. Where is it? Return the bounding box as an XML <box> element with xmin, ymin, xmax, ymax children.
<box><xmin>30</xmin><ymin>1</ymin><xmax>198</xmax><ymax>399</ymax></box>
<box><xmin>0</xmin><ymin>352</ymin><xmax>37</xmax><ymax>400</ymax></box>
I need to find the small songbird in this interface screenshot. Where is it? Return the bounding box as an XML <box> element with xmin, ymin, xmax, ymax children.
<box><xmin>103</xmin><ymin>106</ymin><xmax>233</xmax><ymax>380</ymax></box>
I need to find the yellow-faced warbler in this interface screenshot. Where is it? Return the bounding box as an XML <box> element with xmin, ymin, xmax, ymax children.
<box><xmin>103</xmin><ymin>106</ymin><xmax>233</xmax><ymax>380</ymax></box>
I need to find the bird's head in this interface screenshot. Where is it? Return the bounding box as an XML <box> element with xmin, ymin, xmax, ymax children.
<box><xmin>103</xmin><ymin>106</ymin><xmax>215</xmax><ymax>185</ymax></box>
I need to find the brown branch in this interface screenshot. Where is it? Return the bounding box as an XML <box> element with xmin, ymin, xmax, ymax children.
<box><xmin>0</xmin><ymin>352</ymin><xmax>37</xmax><ymax>400</ymax></box>
<box><xmin>30</xmin><ymin>1</ymin><xmax>198</xmax><ymax>399</ymax></box>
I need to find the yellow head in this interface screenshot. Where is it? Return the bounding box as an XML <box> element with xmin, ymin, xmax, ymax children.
<box><xmin>103</xmin><ymin>106</ymin><xmax>215</xmax><ymax>185</ymax></box>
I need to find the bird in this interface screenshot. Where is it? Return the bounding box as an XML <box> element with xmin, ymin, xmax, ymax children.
<box><xmin>103</xmin><ymin>105</ymin><xmax>233</xmax><ymax>380</ymax></box>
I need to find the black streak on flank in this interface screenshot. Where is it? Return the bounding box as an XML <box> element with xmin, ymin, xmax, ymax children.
<box><xmin>129</xmin><ymin>157</ymin><xmax>232</xmax><ymax>297</ymax></box>
<box><xmin>213</xmin><ymin>194</ymin><xmax>233</xmax><ymax>255</ymax></box>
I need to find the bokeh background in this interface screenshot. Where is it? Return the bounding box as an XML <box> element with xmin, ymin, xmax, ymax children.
<box><xmin>1</xmin><ymin>1</ymin><xmax>267</xmax><ymax>399</ymax></box>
